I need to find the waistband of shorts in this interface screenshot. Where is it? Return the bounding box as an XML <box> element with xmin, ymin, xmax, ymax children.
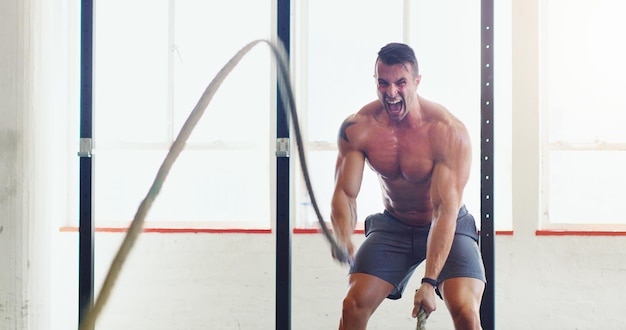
<box><xmin>382</xmin><ymin>210</ymin><xmax>427</xmax><ymax>228</ymax></box>
<box><xmin>383</xmin><ymin>205</ymin><xmax>468</xmax><ymax>225</ymax></box>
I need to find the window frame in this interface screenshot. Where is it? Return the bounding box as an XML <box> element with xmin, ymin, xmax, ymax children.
<box><xmin>75</xmin><ymin>0</ymin><xmax>516</xmax><ymax>232</ymax></box>
<box><xmin>538</xmin><ymin>0</ymin><xmax>626</xmax><ymax>232</ymax></box>
<box><xmin>88</xmin><ymin>0</ymin><xmax>276</xmax><ymax>229</ymax></box>
<box><xmin>291</xmin><ymin>0</ymin><xmax>514</xmax><ymax>232</ymax></box>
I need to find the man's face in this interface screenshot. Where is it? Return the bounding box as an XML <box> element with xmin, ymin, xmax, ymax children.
<box><xmin>375</xmin><ymin>61</ymin><xmax>421</xmax><ymax>121</ymax></box>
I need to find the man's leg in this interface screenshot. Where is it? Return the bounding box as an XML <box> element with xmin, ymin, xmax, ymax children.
<box><xmin>440</xmin><ymin>277</ymin><xmax>485</xmax><ymax>330</ymax></box>
<box><xmin>339</xmin><ymin>273</ymin><xmax>394</xmax><ymax>330</ymax></box>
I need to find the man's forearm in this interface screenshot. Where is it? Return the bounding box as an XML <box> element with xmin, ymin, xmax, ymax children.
<box><xmin>423</xmin><ymin>209</ymin><xmax>457</xmax><ymax>280</ymax></box>
<box><xmin>331</xmin><ymin>194</ymin><xmax>357</xmax><ymax>242</ymax></box>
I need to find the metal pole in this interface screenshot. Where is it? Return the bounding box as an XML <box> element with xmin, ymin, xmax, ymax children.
<box><xmin>480</xmin><ymin>0</ymin><xmax>495</xmax><ymax>328</ymax></box>
<box><xmin>276</xmin><ymin>0</ymin><xmax>291</xmax><ymax>329</ymax></box>
<box><xmin>78</xmin><ymin>0</ymin><xmax>95</xmax><ymax>329</ymax></box>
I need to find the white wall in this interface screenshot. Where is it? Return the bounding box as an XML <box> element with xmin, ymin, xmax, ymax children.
<box><xmin>0</xmin><ymin>0</ymin><xmax>52</xmax><ymax>328</ymax></box>
<box><xmin>0</xmin><ymin>0</ymin><xmax>30</xmax><ymax>328</ymax></box>
<box><xmin>3</xmin><ymin>0</ymin><xmax>626</xmax><ymax>329</ymax></box>
<box><xmin>49</xmin><ymin>232</ymin><xmax>626</xmax><ymax>330</ymax></box>
<box><xmin>1</xmin><ymin>0</ymin><xmax>73</xmax><ymax>328</ymax></box>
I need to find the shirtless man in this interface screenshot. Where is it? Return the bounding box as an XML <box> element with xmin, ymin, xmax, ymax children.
<box><xmin>331</xmin><ymin>43</ymin><xmax>486</xmax><ymax>330</ymax></box>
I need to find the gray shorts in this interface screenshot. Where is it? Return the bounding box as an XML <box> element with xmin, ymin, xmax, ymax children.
<box><xmin>350</xmin><ymin>205</ymin><xmax>486</xmax><ymax>300</ymax></box>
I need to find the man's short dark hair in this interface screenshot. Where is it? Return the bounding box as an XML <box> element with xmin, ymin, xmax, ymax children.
<box><xmin>376</xmin><ymin>43</ymin><xmax>419</xmax><ymax>77</ymax></box>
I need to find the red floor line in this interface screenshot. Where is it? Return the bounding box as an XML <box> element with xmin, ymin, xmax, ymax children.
<box><xmin>59</xmin><ymin>227</ymin><xmax>272</xmax><ymax>234</ymax></box>
<box><xmin>536</xmin><ymin>230</ymin><xmax>626</xmax><ymax>236</ymax></box>
<box><xmin>61</xmin><ymin>227</ymin><xmax>625</xmax><ymax>236</ymax></box>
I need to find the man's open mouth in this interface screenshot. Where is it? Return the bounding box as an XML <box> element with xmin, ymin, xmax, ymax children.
<box><xmin>387</xmin><ymin>99</ymin><xmax>403</xmax><ymax>115</ymax></box>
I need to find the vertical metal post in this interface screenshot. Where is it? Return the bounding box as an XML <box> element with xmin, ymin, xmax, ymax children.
<box><xmin>276</xmin><ymin>0</ymin><xmax>291</xmax><ymax>329</ymax></box>
<box><xmin>480</xmin><ymin>0</ymin><xmax>495</xmax><ymax>329</ymax></box>
<box><xmin>78</xmin><ymin>0</ymin><xmax>95</xmax><ymax>329</ymax></box>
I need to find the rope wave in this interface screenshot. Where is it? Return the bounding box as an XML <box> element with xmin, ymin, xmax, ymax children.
<box><xmin>80</xmin><ymin>39</ymin><xmax>347</xmax><ymax>330</ymax></box>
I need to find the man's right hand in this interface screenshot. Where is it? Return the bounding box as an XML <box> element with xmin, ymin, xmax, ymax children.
<box><xmin>331</xmin><ymin>238</ymin><xmax>355</xmax><ymax>266</ymax></box>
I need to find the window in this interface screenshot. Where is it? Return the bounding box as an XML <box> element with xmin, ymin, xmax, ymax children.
<box><xmin>90</xmin><ymin>0</ymin><xmax>513</xmax><ymax>231</ymax></box>
<box><xmin>93</xmin><ymin>0</ymin><xmax>273</xmax><ymax>228</ymax></box>
<box><xmin>292</xmin><ymin>0</ymin><xmax>405</xmax><ymax>229</ymax></box>
<box><xmin>540</xmin><ymin>0</ymin><xmax>626</xmax><ymax>230</ymax></box>
<box><xmin>294</xmin><ymin>0</ymin><xmax>513</xmax><ymax>231</ymax></box>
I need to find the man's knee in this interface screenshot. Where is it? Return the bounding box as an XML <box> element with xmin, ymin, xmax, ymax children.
<box><xmin>339</xmin><ymin>295</ymin><xmax>370</xmax><ymax>330</ymax></box>
<box><xmin>441</xmin><ymin>278</ymin><xmax>485</xmax><ymax>329</ymax></box>
<box><xmin>341</xmin><ymin>295</ymin><xmax>363</xmax><ymax>319</ymax></box>
<box><xmin>450</xmin><ymin>305</ymin><xmax>481</xmax><ymax>330</ymax></box>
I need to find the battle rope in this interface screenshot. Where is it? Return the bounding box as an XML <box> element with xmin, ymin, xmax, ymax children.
<box><xmin>79</xmin><ymin>39</ymin><xmax>348</xmax><ymax>330</ymax></box>
<box><xmin>416</xmin><ymin>307</ymin><xmax>427</xmax><ymax>329</ymax></box>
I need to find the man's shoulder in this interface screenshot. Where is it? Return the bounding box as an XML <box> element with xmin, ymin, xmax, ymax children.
<box><xmin>420</xmin><ymin>99</ymin><xmax>467</xmax><ymax>136</ymax></box>
<box><xmin>414</xmin><ymin>98</ymin><xmax>470</xmax><ymax>157</ymax></box>
<box><xmin>337</xmin><ymin>101</ymin><xmax>381</xmax><ymax>146</ymax></box>
<box><xmin>349</xmin><ymin>100</ymin><xmax>381</xmax><ymax>120</ymax></box>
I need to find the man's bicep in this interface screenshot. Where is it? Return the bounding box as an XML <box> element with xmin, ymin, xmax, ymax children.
<box><xmin>431</xmin><ymin>124</ymin><xmax>472</xmax><ymax>209</ymax></box>
<box><xmin>431</xmin><ymin>149</ymin><xmax>471</xmax><ymax>211</ymax></box>
<box><xmin>334</xmin><ymin>150</ymin><xmax>366</xmax><ymax>199</ymax></box>
<box><xmin>430</xmin><ymin>163</ymin><xmax>462</xmax><ymax>211</ymax></box>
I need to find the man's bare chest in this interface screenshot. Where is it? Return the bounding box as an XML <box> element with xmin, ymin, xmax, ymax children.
<box><xmin>362</xmin><ymin>130</ymin><xmax>434</xmax><ymax>183</ymax></box>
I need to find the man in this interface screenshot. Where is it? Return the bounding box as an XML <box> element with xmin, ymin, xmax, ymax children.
<box><xmin>330</xmin><ymin>42</ymin><xmax>486</xmax><ymax>330</ymax></box>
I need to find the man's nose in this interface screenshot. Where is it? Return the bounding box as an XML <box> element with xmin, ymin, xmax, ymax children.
<box><xmin>386</xmin><ymin>84</ymin><xmax>398</xmax><ymax>97</ymax></box>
